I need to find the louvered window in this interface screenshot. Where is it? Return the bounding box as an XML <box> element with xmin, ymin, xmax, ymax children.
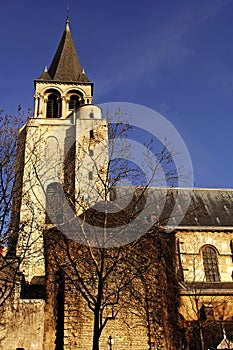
<box><xmin>69</xmin><ymin>95</ymin><xmax>80</xmax><ymax>111</ymax></box>
<box><xmin>46</xmin><ymin>93</ymin><xmax>61</xmax><ymax>118</ymax></box>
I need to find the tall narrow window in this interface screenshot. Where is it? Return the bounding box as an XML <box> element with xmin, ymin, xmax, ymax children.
<box><xmin>90</xmin><ymin>130</ymin><xmax>94</xmax><ymax>138</ymax></box>
<box><xmin>46</xmin><ymin>183</ymin><xmax>64</xmax><ymax>224</ymax></box>
<box><xmin>46</xmin><ymin>93</ymin><xmax>61</xmax><ymax>118</ymax></box>
<box><xmin>88</xmin><ymin>171</ymin><xmax>93</xmax><ymax>180</ymax></box>
<box><xmin>202</xmin><ymin>245</ymin><xmax>220</xmax><ymax>282</ymax></box>
<box><xmin>55</xmin><ymin>268</ymin><xmax>64</xmax><ymax>350</ymax></box>
<box><xmin>69</xmin><ymin>95</ymin><xmax>80</xmax><ymax>111</ymax></box>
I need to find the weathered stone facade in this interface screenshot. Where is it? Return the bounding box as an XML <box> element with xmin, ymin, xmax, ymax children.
<box><xmin>177</xmin><ymin>228</ymin><xmax>233</xmax><ymax>349</ymax></box>
<box><xmin>0</xmin><ymin>299</ymin><xmax>45</xmax><ymax>349</ymax></box>
<box><xmin>41</xmin><ymin>228</ymin><xmax>179</xmax><ymax>350</ymax></box>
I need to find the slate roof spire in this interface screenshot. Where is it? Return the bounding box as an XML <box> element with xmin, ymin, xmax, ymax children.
<box><xmin>38</xmin><ymin>18</ymin><xmax>90</xmax><ymax>82</ymax></box>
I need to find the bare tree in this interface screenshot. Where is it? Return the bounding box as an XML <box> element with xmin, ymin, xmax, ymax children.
<box><xmin>41</xmin><ymin>112</ymin><xmax>182</xmax><ymax>350</ymax></box>
<box><xmin>0</xmin><ymin>110</ymin><xmax>23</xmax><ymax>305</ymax></box>
<box><xmin>1</xmin><ymin>102</ymin><xmax>189</xmax><ymax>350</ymax></box>
<box><xmin>0</xmin><ymin>108</ymin><xmax>45</xmax><ymax>306</ymax></box>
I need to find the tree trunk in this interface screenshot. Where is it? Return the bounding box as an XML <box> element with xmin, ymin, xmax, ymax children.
<box><xmin>92</xmin><ymin>310</ymin><xmax>101</xmax><ymax>350</ymax></box>
<box><xmin>199</xmin><ymin>326</ymin><xmax>205</xmax><ymax>350</ymax></box>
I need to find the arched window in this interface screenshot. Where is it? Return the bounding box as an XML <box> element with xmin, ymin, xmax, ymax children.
<box><xmin>69</xmin><ymin>95</ymin><xmax>80</xmax><ymax>111</ymax></box>
<box><xmin>46</xmin><ymin>183</ymin><xmax>64</xmax><ymax>224</ymax></box>
<box><xmin>202</xmin><ymin>245</ymin><xmax>220</xmax><ymax>282</ymax></box>
<box><xmin>46</xmin><ymin>91</ymin><xmax>61</xmax><ymax>118</ymax></box>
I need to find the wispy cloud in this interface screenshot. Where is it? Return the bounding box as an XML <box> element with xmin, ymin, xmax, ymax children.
<box><xmin>94</xmin><ymin>0</ymin><xmax>232</xmax><ymax>99</ymax></box>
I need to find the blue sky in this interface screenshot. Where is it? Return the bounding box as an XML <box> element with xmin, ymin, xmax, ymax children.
<box><xmin>1</xmin><ymin>0</ymin><xmax>233</xmax><ymax>188</ymax></box>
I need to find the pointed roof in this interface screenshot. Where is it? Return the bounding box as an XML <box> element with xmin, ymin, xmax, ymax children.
<box><xmin>38</xmin><ymin>66</ymin><xmax>51</xmax><ymax>80</ymax></box>
<box><xmin>38</xmin><ymin>18</ymin><xmax>90</xmax><ymax>83</ymax></box>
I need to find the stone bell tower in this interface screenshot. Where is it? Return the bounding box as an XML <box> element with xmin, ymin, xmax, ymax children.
<box><xmin>14</xmin><ymin>18</ymin><xmax>108</xmax><ymax>283</ymax></box>
<box><xmin>34</xmin><ymin>18</ymin><xmax>93</xmax><ymax>118</ymax></box>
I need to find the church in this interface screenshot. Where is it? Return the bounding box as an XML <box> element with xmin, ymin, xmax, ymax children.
<box><xmin>1</xmin><ymin>18</ymin><xmax>233</xmax><ymax>350</ymax></box>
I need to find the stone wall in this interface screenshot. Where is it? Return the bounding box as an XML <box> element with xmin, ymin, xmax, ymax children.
<box><xmin>42</xmin><ymin>230</ymin><xmax>179</xmax><ymax>350</ymax></box>
<box><xmin>176</xmin><ymin>231</ymin><xmax>233</xmax><ymax>282</ymax></box>
<box><xmin>0</xmin><ymin>299</ymin><xmax>45</xmax><ymax>350</ymax></box>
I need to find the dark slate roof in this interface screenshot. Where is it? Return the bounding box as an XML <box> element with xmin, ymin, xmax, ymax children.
<box><xmin>38</xmin><ymin>19</ymin><xmax>90</xmax><ymax>83</ymax></box>
<box><xmin>176</xmin><ymin>188</ymin><xmax>233</xmax><ymax>228</ymax></box>
<box><xmin>109</xmin><ymin>187</ymin><xmax>233</xmax><ymax>230</ymax></box>
<box><xmin>43</xmin><ymin>187</ymin><xmax>233</xmax><ymax>249</ymax></box>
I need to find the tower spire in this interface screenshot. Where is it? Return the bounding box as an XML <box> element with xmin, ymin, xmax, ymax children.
<box><xmin>37</xmin><ymin>17</ymin><xmax>90</xmax><ymax>82</ymax></box>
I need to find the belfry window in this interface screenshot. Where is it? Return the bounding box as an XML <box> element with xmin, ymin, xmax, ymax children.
<box><xmin>202</xmin><ymin>245</ymin><xmax>220</xmax><ymax>282</ymax></box>
<box><xmin>69</xmin><ymin>95</ymin><xmax>80</xmax><ymax>111</ymax></box>
<box><xmin>46</xmin><ymin>92</ymin><xmax>61</xmax><ymax>118</ymax></box>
